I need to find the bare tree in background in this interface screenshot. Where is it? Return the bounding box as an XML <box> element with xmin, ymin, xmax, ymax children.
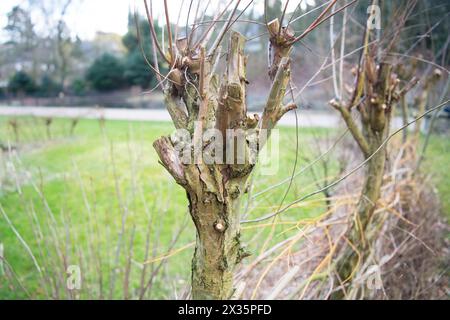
<box><xmin>329</xmin><ymin>0</ymin><xmax>421</xmax><ymax>296</ymax></box>
<box><xmin>55</xmin><ymin>0</ymin><xmax>74</xmax><ymax>90</ymax></box>
<box><xmin>30</xmin><ymin>0</ymin><xmax>76</xmax><ymax>89</ymax></box>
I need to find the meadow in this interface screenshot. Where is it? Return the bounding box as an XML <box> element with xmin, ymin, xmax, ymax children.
<box><xmin>0</xmin><ymin>116</ymin><xmax>448</xmax><ymax>299</ymax></box>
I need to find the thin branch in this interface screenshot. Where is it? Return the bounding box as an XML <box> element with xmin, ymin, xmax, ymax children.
<box><xmin>330</xmin><ymin>3</ymin><xmax>339</xmax><ymax>99</ymax></box>
<box><xmin>290</xmin><ymin>0</ymin><xmax>357</xmax><ymax>45</ymax></box>
<box><xmin>339</xmin><ymin>7</ymin><xmax>347</xmax><ymax>99</ymax></box>
<box><xmin>278</xmin><ymin>0</ymin><xmax>290</xmax><ymax>36</ymax></box>
<box><xmin>187</xmin><ymin>0</ymin><xmax>203</xmax><ymax>47</ymax></box>
<box><xmin>185</xmin><ymin>0</ymin><xmax>194</xmax><ymax>43</ymax></box>
<box><xmin>287</xmin><ymin>0</ymin><xmax>303</xmax><ymax>28</ymax></box>
<box><xmin>134</xmin><ymin>10</ymin><xmax>169</xmax><ymax>84</ymax></box>
<box><xmin>387</xmin><ymin>53</ymin><xmax>449</xmax><ymax>74</ymax></box>
<box><xmin>208</xmin><ymin>0</ymin><xmax>243</xmax><ymax>57</ymax></box>
<box><xmin>194</xmin><ymin>18</ymin><xmax>265</xmax><ymax>27</ymax></box>
<box><xmin>290</xmin><ymin>0</ymin><xmax>339</xmax><ymax>44</ymax></box>
<box><xmin>174</xmin><ymin>0</ymin><xmax>186</xmax><ymax>46</ymax></box>
<box><xmin>264</xmin><ymin>0</ymin><xmax>268</xmax><ymax>26</ymax></box>
<box><xmin>163</xmin><ymin>0</ymin><xmax>174</xmax><ymax>58</ymax></box>
<box><xmin>143</xmin><ymin>0</ymin><xmax>170</xmax><ymax>64</ymax></box>
<box><xmin>193</xmin><ymin>0</ymin><xmax>234</xmax><ymax>50</ymax></box>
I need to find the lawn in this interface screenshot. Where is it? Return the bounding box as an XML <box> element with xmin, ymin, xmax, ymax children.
<box><xmin>0</xmin><ymin>116</ymin><xmax>448</xmax><ymax>299</ymax></box>
<box><xmin>423</xmin><ymin>134</ymin><xmax>450</xmax><ymax>220</ymax></box>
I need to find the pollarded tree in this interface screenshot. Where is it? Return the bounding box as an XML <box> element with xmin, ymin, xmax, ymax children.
<box><xmin>143</xmin><ymin>0</ymin><xmax>347</xmax><ymax>299</ymax></box>
<box><xmin>328</xmin><ymin>1</ymin><xmax>421</xmax><ymax>296</ymax></box>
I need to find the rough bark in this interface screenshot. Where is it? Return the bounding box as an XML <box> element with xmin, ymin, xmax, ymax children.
<box><xmin>267</xmin><ymin>19</ymin><xmax>295</xmax><ymax>80</ymax></box>
<box><xmin>186</xmin><ymin>164</ymin><xmax>249</xmax><ymax>299</ymax></box>
<box><xmin>335</xmin><ymin>128</ymin><xmax>387</xmax><ymax>286</ymax></box>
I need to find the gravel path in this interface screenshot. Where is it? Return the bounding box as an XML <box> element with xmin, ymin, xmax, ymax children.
<box><xmin>0</xmin><ymin>105</ymin><xmax>341</xmax><ymax>128</ymax></box>
<box><xmin>0</xmin><ymin>105</ymin><xmax>406</xmax><ymax>128</ymax></box>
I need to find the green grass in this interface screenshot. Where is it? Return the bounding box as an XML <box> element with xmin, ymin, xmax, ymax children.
<box><xmin>422</xmin><ymin>134</ymin><xmax>450</xmax><ymax>219</ymax></box>
<box><xmin>0</xmin><ymin>116</ymin><xmax>339</xmax><ymax>299</ymax></box>
<box><xmin>0</xmin><ymin>116</ymin><xmax>448</xmax><ymax>299</ymax></box>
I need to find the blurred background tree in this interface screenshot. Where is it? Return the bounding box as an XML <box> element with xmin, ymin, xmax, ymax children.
<box><xmin>37</xmin><ymin>74</ymin><xmax>63</xmax><ymax>97</ymax></box>
<box><xmin>86</xmin><ymin>53</ymin><xmax>125</xmax><ymax>92</ymax></box>
<box><xmin>122</xmin><ymin>14</ymin><xmax>162</xmax><ymax>89</ymax></box>
<box><xmin>7</xmin><ymin>71</ymin><xmax>36</xmax><ymax>96</ymax></box>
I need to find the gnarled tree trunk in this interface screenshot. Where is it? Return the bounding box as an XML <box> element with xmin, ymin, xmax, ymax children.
<box><xmin>186</xmin><ymin>164</ymin><xmax>248</xmax><ymax>299</ymax></box>
<box><xmin>153</xmin><ymin>27</ymin><xmax>295</xmax><ymax>299</ymax></box>
<box><xmin>330</xmin><ymin>54</ymin><xmax>418</xmax><ymax>296</ymax></box>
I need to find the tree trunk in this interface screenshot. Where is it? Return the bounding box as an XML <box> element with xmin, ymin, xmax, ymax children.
<box><xmin>328</xmin><ymin>3</ymin><xmax>422</xmax><ymax>298</ymax></box>
<box><xmin>188</xmin><ymin>171</ymin><xmax>246</xmax><ymax>299</ymax></box>
<box><xmin>335</xmin><ymin>132</ymin><xmax>386</xmax><ymax>284</ymax></box>
<box><xmin>355</xmin><ymin>132</ymin><xmax>386</xmax><ymax>237</ymax></box>
<box><xmin>153</xmin><ymin>28</ymin><xmax>294</xmax><ymax>300</ymax></box>
<box><xmin>331</xmin><ymin>61</ymin><xmax>402</xmax><ymax>297</ymax></box>
<box><xmin>180</xmin><ymin>160</ymin><xmax>250</xmax><ymax>299</ymax></box>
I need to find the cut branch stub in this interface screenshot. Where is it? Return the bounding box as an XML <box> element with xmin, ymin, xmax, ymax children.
<box><xmin>216</xmin><ymin>32</ymin><xmax>248</xmax><ymax>137</ymax></box>
<box><xmin>267</xmin><ymin>18</ymin><xmax>295</xmax><ymax>80</ymax></box>
<box><xmin>176</xmin><ymin>37</ymin><xmax>188</xmax><ymax>55</ymax></box>
<box><xmin>153</xmin><ymin>136</ymin><xmax>186</xmax><ymax>186</ymax></box>
<box><xmin>164</xmin><ymin>86</ymin><xmax>188</xmax><ymax>130</ymax></box>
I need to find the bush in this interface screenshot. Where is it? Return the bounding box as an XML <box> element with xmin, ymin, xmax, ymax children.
<box><xmin>86</xmin><ymin>54</ymin><xmax>125</xmax><ymax>92</ymax></box>
<box><xmin>124</xmin><ymin>50</ymin><xmax>155</xmax><ymax>89</ymax></box>
<box><xmin>7</xmin><ymin>71</ymin><xmax>36</xmax><ymax>95</ymax></box>
<box><xmin>36</xmin><ymin>74</ymin><xmax>62</xmax><ymax>97</ymax></box>
<box><xmin>70</xmin><ymin>78</ymin><xmax>87</xmax><ymax>96</ymax></box>
<box><xmin>122</xmin><ymin>16</ymin><xmax>160</xmax><ymax>89</ymax></box>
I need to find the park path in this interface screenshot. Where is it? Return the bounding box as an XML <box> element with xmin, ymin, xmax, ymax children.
<box><xmin>0</xmin><ymin>105</ymin><xmax>408</xmax><ymax>128</ymax></box>
<box><xmin>0</xmin><ymin>105</ymin><xmax>342</xmax><ymax>128</ymax></box>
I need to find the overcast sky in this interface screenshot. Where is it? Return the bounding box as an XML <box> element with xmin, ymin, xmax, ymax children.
<box><xmin>0</xmin><ymin>0</ymin><xmax>316</xmax><ymax>41</ymax></box>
